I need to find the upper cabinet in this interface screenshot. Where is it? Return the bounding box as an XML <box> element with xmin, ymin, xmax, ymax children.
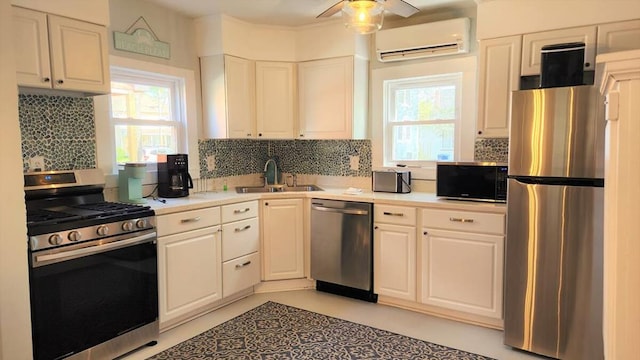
<box><xmin>298</xmin><ymin>56</ymin><xmax>367</xmax><ymax>139</ymax></box>
<box><xmin>255</xmin><ymin>61</ymin><xmax>296</xmax><ymax>139</ymax></box>
<box><xmin>597</xmin><ymin>19</ymin><xmax>640</xmax><ymax>55</ymax></box>
<box><xmin>201</xmin><ymin>55</ymin><xmax>256</xmax><ymax>139</ymax></box>
<box><xmin>12</xmin><ymin>6</ymin><xmax>110</xmax><ymax>95</ymax></box>
<box><xmin>521</xmin><ymin>25</ymin><xmax>597</xmax><ymax>76</ymax></box>
<box><xmin>477</xmin><ymin>36</ymin><xmax>522</xmax><ymax>138</ymax></box>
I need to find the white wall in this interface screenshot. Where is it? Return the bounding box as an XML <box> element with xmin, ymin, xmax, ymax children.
<box><xmin>11</xmin><ymin>0</ymin><xmax>109</xmax><ymax>25</ymax></box>
<box><xmin>0</xmin><ymin>0</ymin><xmax>34</xmax><ymax>358</ymax></box>
<box><xmin>477</xmin><ymin>0</ymin><xmax>640</xmax><ymax>40</ymax></box>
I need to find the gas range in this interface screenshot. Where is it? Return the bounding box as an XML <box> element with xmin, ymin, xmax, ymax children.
<box><xmin>25</xmin><ymin>169</ymin><xmax>156</xmax><ymax>252</ymax></box>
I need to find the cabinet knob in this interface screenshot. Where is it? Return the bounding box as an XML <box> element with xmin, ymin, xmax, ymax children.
<box><xmin>478</xmin><ymin>130</ymin><xmax>483</xmax><ymax>135</ymax></box>
<box><xmin>299</xmin><ymin>134</ymin><xmax>304</xmax><ymax>137</ymax></box>
<box><xmin>43</xmin><ymin>77</ymin><xmax>50</xmax><ymax>83</ymax></box>
<box><xmin>258</xmin><ymin>133</ymin><xmax>263</xmax><ymax>137</ymax></box>
<box><xmin>423</xmin><ymin>231</ymin><xmax>428</xmax><ymax>235</ymax></box>
<box><xmin>374</xmin><ymin>226</ymin><xmax>379</xmax><ymax>230</ymax></box>
<box><xmin>265</xmin><ymin>202</ymin><xmax>269</xmax><ymax>206</ymax></box>
<box><xmin>57</xmin><ymin>79</ymin><xmax>64</xmax><ymax>85</ymax></box>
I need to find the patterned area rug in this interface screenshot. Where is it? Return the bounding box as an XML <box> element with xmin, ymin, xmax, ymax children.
<box><xmin>148</xmin><ymin>301</ymin><xmax>496</xmax><ymax>360</ymax></box>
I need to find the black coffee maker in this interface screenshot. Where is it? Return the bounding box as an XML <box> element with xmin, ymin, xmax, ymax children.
<box><xmin>158</xmin><ymin>154</ymin><xmax>193</xmax><ymax>198</ymax></box>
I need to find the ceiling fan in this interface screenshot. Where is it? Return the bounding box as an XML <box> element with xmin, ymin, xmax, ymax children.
<box><xmin>317</xmin><ymin>0</ymin><xmax>420</xmax><ymax>19</ymax></box>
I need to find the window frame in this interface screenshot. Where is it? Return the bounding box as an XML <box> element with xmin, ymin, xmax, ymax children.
<box><xmin>384</xmin><ymin>73</ymin><xmax>462</xmax><ymax>167</ymax></box>
<box><xmin>94</xmin><ymin>55</ymin><xmax>199</xmax><ymax>187</ymax></box>
<box><xmin>371</xmin><ymin>56</ymin><xmax>477</xmax><ymax>180</ymax></box>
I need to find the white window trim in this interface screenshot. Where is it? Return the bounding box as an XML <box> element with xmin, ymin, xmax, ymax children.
<box><xmin>371</xmin><ymin>56</ymin><xmax>477</xmax><ymax>180</ymax></box>
<box><xmin>95</xmin><ymin>55</ymin><xmax>200</xmax><ymax>187</ymax></box>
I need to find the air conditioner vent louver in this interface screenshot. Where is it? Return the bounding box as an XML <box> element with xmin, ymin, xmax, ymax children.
<box><xmin>375</xmin><ymin>18</ymin><xmax>470</xmax><ymax>62</ymax></box>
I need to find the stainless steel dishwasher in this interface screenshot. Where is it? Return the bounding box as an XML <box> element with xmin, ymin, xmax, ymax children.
<box><xmin>310</xmin><ymin>199</ymin><xmax>377</xmax><ymax>302</ymax></box>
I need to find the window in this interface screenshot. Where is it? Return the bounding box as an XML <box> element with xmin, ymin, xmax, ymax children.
<box><xmin>94</xmin><ymin>56</ymin><xmax>199</xmax><ymax>186</ymax></box>
<box><xmin>110</xmin><ymin>70</ymin><xmax>183</xmax><ymax>165</ymax></box>
<box><xmin>371</xmin><ymin>56</ymin><xmax>477</xmax><ymax>180</ymax></box>
<box><xmin>385</xmin><ymin>73</ymin><xmax>461</xmax><ymax>166</ymax></box>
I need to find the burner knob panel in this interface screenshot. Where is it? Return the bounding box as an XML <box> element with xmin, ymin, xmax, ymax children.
<box><xmin>48</xmin><ymin>234</ymin><xmax>63</xmax><ymax>246</ymax></box>
<box><xmin>68</xmin><ymin>231</ymin><xmax>81</xmax><ymax>242</ymax></box>
<box><xmin>122</xmin><ymin>221</ymin><xmax>134</xmax><ymax>232</ymax></box>
<box><xmin>97</xmin><ymin>225</ymin><xmax>109</xmax><ymax>237</ymax></box>
<box><xmin>136</xmin><ymin>219</ymin><xmax>148</xmax><ymax>229</ymax></box>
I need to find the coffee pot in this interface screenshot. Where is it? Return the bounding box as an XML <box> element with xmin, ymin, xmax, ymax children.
<box><xmin>158</xmin><ymin>154</ymin><xmax>193</xmax><ymax>198</ymax></box>
<box><xmin>118</xmin><ymin>163</ymin><xmax>147</xmax><ymax>204</ymax></box>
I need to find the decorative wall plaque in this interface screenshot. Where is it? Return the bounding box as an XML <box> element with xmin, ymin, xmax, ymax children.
<box><xmin>114</xmin><ymin>16</ymin><xmax>170</xmax><ymax>59</ymax></box>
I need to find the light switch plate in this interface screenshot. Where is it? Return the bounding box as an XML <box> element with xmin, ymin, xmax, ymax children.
<box><xmin>349</xmin><ymin>155</ymin><xmax>359</xmax><ymax>171</ymax></box>
<box><xmin>206</xmin><ymin>155</ymin><xmax>215</xmax><ymax>170</ymax></box>
<box><xmin>29</xmin><ymin>156</ymin><xmax>45</xmax><ymax>171</ymax></box>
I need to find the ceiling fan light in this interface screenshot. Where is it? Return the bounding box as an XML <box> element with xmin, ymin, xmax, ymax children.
<box><xmin>342</xmin><ymin>0</ymin><xmax>384</xmax><ymax>35</ymax></box>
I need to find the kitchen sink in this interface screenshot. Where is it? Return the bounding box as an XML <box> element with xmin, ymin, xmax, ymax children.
<box><xmin>235</xmin><ymin>184</ymin><xmax>323</xmax><ymax>193</ymax></box>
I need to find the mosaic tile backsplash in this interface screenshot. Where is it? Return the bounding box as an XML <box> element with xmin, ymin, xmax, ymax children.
<box><xmin>199</xmin><ymin>139</ymin><xmax>372</xmax><ymax>179</ymax></box>
<box><xmin>474</xmin><ymin>138</ymin><xmax>509</xmax><ymax>163</ymax></box>
<box><xmin>19</xmin><ymin>94</ymin><xmax>96</xmax><ymax>172</ymax></box>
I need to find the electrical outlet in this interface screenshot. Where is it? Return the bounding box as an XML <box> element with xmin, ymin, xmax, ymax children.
<box><xmin>29</xmin><ymin>156</ymin><xmax>45</xmax><ymax>171</ymax></box>
<box><xmin>206</xmin><ymin>155</ymin><xmax>215</xmax><ymax>170</ymax></box>
<box><xmin>349</xmin><ymin>155</ymin><xmax>359</xmax><ymax>171</ymax></box>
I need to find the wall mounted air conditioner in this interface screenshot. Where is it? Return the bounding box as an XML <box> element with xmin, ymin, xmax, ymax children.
<box><xmin>375</xmin><ymin>18</ymin><xmax>470</xmax><ymax>62</ymax></box>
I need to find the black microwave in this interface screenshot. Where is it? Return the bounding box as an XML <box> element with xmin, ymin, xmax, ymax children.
<box><xmin>436</xmin><ymin>162</ymin><xmax>508</xmax><ymax>203</ymax></box>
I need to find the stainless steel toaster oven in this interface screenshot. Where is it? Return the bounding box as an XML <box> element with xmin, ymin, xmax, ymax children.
<box><xmin>372</xmin><ymin>171</ymin><xmax>411</xmax><ymax>193</ymax></box>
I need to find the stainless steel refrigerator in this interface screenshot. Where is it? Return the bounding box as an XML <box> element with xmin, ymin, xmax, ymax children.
<box><xmin>504</xmin><ymin>85</ymin><xmax>604</xmax><ymax>360</ymax></box>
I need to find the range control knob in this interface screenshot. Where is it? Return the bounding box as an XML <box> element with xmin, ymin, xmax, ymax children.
<box><xmin>96</xmin><ymin>225</ymin><xmax>109</xmax><ymax>237</ymax></box>
<box><xmin>122</xmin><ymin>221</ymin><xmax>134</xmax><ymax>232</ymax></box>
<box><xmin>48</xmin><ymin>234</ymin><xmax>63</xmax><ymax>246</ymax></box>
<box><xmin>68</xmin><ymin>231</ymin><xmax>81</xmax><ymax>242</ymax></box>
<box><xmin>136</xmin><ymin>219</ymin><xmax>148</xmax><ymax>229</ymax></box>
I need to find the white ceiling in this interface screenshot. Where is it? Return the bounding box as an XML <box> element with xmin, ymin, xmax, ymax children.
<box><xmin>143</xmin><ymin>0</ymin><xmax>475</xmax><ymax>27</ymax></box>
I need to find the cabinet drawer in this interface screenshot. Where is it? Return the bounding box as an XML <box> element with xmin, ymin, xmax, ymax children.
<box><xmin>375</xmin><ymin>205</ymin><xmax>416</xmax><ymax>226</ymax></box>
<box><xmin>422</xmin><ymin>208</ymin><xmax>505</xmax><ymax>235</ymax></box>
<box><xmin>222</xmin><ymin>217</ymin><xmax>259</xmax><ymax>262</ymax></box>
<box><xmin>157</xmin><ymin>207</ymin><xmax>221</xmax><ymax>237</ymax></box>
<box><xmin>223</xmin><ymin>252</ymin><xmax>260</xmax><ymax>298</ymax></box>
<box><xmin>222</xmin><ymin>201</ymin><xmax>258</xmax><ymax>223</ymax></box>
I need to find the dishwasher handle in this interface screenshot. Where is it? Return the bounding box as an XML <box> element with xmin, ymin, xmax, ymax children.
<box><xmin>311</xmin><ymin>204</ymin><xmax>369</xmax><ymax>216</ymax></box>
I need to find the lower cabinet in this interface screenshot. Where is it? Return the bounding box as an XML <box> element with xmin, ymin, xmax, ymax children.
<box><xmin>261</xmin><ymin>198</ymin><xmax>304</xmax><ymax>280</ymax></box>
<box><xmin>420</xmin><ymin>228</ymin><xmax>504</xmax><ymax>319</ymax></box>
<box><xmin>157</xmin><ymin>225</ymin><xmax>222</xmax><ymax>325</ymax></box>
<box><xmin>373</xmin><ymin>222</ymin><xmax>416</xmax><ymax>301</ymax></box>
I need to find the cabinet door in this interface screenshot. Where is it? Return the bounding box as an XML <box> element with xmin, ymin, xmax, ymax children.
<box><xmin>157</xmin><ymin>226</ymin><xmax>222</xmax><ymax>325</ymax></box>
<box><xmin>374</xmin><ymin>223</ymin><xmax>416</xmax><ymax>301</ymax></box>
<box><xmin>421</xmin><ymin>228</ymin><xmax>503</xmax><ymax>319</ymax></box>
<box><xmin>597</xmin><ymin>20</ymin><xmax>640</xmax><ymax>55</ymax></box>
<box><xmin>477</xmin><ymin>36</ymin><xmax>522</xmax><ymax>138</ymax></box>
<box><xmin>262</xmin><ymin>199</ymin><xmax>304</xmax><ymax>280</ymax></box>
<box><xmin>298</xmin><ymin>57</ymin><xmax>353</xmax><ymax>139</ymax></box>
<box><xmin>47</xmin><ymin>14</ymin><xmax>110</xmax><ymax>93</ymax></box>
<box><xmin>225</xmin><ymin>55</ymin><xmax>256</xmax><ymax>138</ymax></box>
<box><xmin>12</xmin><ymin>7</ymin><xmax>51</xmax><ymax>89</ymax></box>
<box><xmin>255</xmin><ymin>61</ymin><xmax>296</xmax><ymax>139</ymax></box>
<box><xmin>521</xmin><ymin>26</ymin><xmax>597</xmax><ymax>76</ymax></box>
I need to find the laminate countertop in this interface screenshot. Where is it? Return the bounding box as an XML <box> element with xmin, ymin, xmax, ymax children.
<box><xmin>148</xmin><ymin>186</ymin><xmax>506</xmax><ymax>216</ymax></box>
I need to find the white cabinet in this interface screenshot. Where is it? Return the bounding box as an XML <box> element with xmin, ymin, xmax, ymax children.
<box><xmin>12</xmin><ymin>6</ymin><xmax>109</xmax><ymax>94</ymax></box>
<box><xmin>477</xmin><ymin>36</ymin><xmax>522</xmax><ymax>138</ymax></box>
<box><xmin>157</xmin><ymin>207</ymin><xmax>222</xmax><ymax>326</ymax></box>
<box><xmin>420</xmin><ymin>208</ymin><xmax>505</xmax><ymax>320</ymax></box>
<box><xmin>597</xmin><ymin>20</ymin><xmax>640</xmax><ymax>55</ymax></box>
<box><xmin>261</xmin><ymin>198</ymin><xmax>304</xmax><ymax>280</ymax></box>
<box><xmin>201</xmin><ymin>55</ymin><xmax>256</xmax><ymax>139</ymax></box>
<box><xmin>298</xmin><ymin>56</ymin><xmax>367</xmax><ymax>139</ymax></box>
<box><xmin>521</xmin><ymin>25</ymin><xmax>597</xmax><ymax>76</ymax></box>
<box><xmin>255</xmin><ymin>61</ymin><xmax>296</xmax><ymax>139</ymax></box>
<box><xmin>221</xmin><ymin>201</ymin><xmax>260</xmax><ymax>297</ymax></box>
<box><xmin>374</xmin><ymin>205</ymin><xmax>417</xmax><ymax>301</ymax></box>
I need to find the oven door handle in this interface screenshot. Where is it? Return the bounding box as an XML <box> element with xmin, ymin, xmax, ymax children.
<box><xmin>33</xmin><ymin>232</ymin><xmax>156</xmax><ymax>267</ymax></box>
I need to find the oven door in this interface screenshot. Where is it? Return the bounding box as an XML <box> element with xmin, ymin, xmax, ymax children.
<box><xmin>29</xmin><ymin>230</ymin><xmax>158</xmax><ymax>360</ymax></box>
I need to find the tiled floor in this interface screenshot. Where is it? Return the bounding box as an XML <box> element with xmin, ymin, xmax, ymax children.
<box><xmin>120</xmin><ymin>289</ymin><xmax>547</xmax><ymax>360</ymax></box>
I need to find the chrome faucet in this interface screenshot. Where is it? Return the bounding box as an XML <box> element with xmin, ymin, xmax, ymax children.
<box><xmin>263</xmin><ymin>158</ymin><xmax>278</xmax><ymax>186</ymax></box>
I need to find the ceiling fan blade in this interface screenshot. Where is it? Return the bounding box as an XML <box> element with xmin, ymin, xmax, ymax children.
<box><xmin>384</xmin><ymin>0</ymin><xmax>419</xmax><ymax>17</ymax></box>
<box><xmin>317</xmin><ymin>0</ymin><xmax>345</xmax><ymax>18</ymax></box>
